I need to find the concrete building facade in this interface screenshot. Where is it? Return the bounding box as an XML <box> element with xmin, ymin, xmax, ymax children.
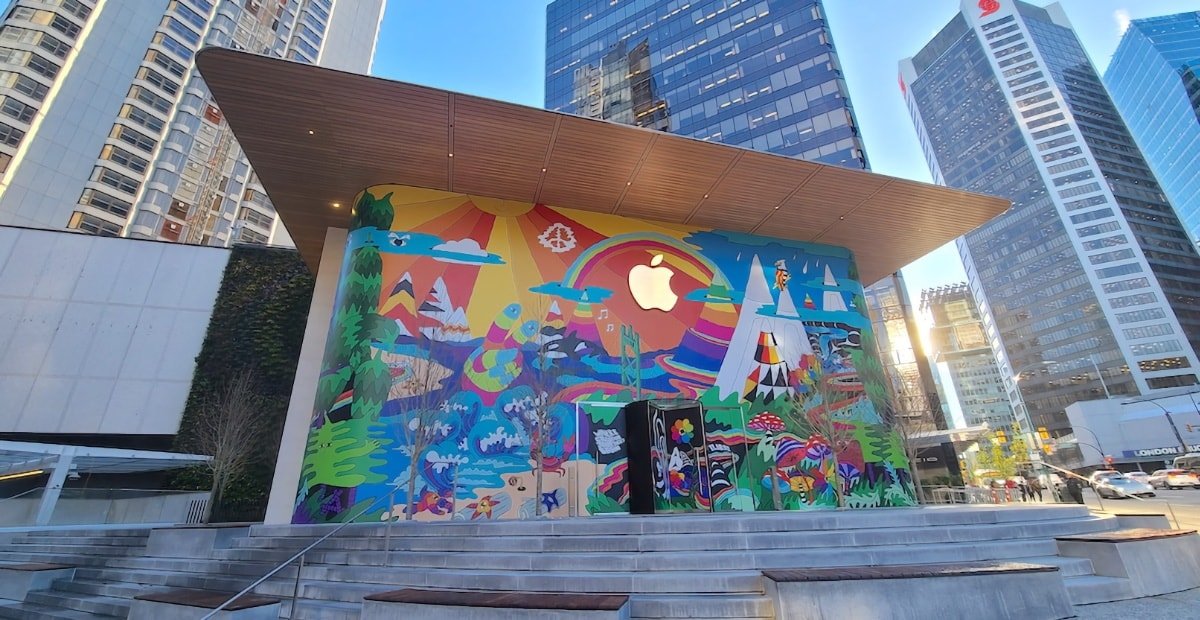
<box><xmin>0</xmin><ymin>0</ymin><xmax>385</xmax><ymax>247</ymax></box>
<box><xmin>922</xmin><ymin>282</ymin><xmax>1015</xmax><ymax>429</ymax></box>
<box><xmin>901</xmin><ymin>0</ymin><xmax>1200</xmax><ymax>443</ymax></box>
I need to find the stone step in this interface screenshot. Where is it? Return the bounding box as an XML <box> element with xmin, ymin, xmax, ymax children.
<box><xmin>0</xmin><ymin>544</ymin><xmax>145</xmax><ymax>557</ymax></box>
<box><xmin>1063</xmin><ymin>575</ymin><xmax>1136</xmax><ymax>605</ymax></box>
<box><xmin>8</xmin><ymin>536</ymin><xmax>146</xmax><ymax>547</ymax></box>
<box><xmin>1012</xmin><ymin>555</ymin><xmax>1095</xmax><ymax>577</ymax></box>
<box><xmin>286</xmin><ymin>599</ymin><xmax>363</xmax><ymax>620</ymax></box>
<box><xmin>100</xmin><ymin>556</ymin><xmax>282</xmax><ymax>578</ymax></box>
<box><xmin>22</xmin><ymin>590</ymin><xmax>130</xmax><ymax>617</ymax></box>
<box><xmin>51</xmin><ymin>578</ymin><xmax>157</xmax><ymax>600</ymax></box>
<box><xmin>233</xmin><ymin>517</ymin><xmax>1117</xmax><ymax>554</ymax></box>
<box><xmin>73</xmin><ymin>566</ymin><xmax>260</xmax><ymax>593</ymax></box>
<box><xmin>249</xmin><ymin>505</ymin><xmax>1095</xmax><ymax>539</ymax></box>
<box><xmin>260</xmin><ymin>567</ymin><xmax>767</xmax><ymax>600</ymax></box>
<box><xmin>0</xmin><ymin>552</ymin><xmax>113</xmax><ymax>567</ymax></box>
<box><xmin>631</xmin><ymin>594</ymin><xmax>774</xmax><ymax>618</ymax></box>
<box><xmin>0</xmin><ymin>600</ymin><xmax>120</xmax><ymax>620</ymax></box>
<box><xmin>222</xmin><ymin>537</ymin><xmax>1062</xmax><ymax>574</ymax></box>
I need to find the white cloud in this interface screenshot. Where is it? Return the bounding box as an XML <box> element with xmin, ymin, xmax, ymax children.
<box><xmin>1114</xmin><ymin>9</ymin><xmax>1131</xmax><ymax>35</ymax></box>
<box><xmin>433</xmin><ymin>238</ymin><xmax>489</xmax><ymax>257</ymax></box>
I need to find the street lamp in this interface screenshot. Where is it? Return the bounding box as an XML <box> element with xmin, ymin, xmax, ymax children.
<box><xmin>1121</xmin><ymin>397</ymin><xmax>1189</xmax><ymax>457</ymax></box>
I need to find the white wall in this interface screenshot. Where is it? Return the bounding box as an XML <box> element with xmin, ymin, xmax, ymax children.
<box><xmin>1066</xmin><ymin>394</ymin><xmax>1200</xmax><ymax>467</ymax></box>
<box><xmin>320</xmin><ymin>0</ymin><xmax>386</xmax><ymax>74</ymax></box>
<box><xmin>0</xmin><ymin>227</ymin><xmax>229</xmax><ymax>435</ymax></box>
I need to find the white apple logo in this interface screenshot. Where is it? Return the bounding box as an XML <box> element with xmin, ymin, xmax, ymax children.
<box><xmin>629</xmin><ymin>254</ymin><xmax>678</xmax><ymax>311</ymax></box>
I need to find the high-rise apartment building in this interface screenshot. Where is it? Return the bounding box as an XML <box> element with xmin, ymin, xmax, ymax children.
<box><xmin>900</xmin><ymin>1</ymin><xmax>1200</xmax><ymax>439</ymax></box>
<box><xmin>921</xmin><ymin>283</ymin><xmax>1014</xmax><ymax>429</ymax></box>
<box><xmin>0</xmin><ymin>0</ymin><xmax>385</xmax><ymax>246</ymax></box>
<box><xmin>545</xmin><ymin>0</ymin><xmax>944</xmax><ymax>427</ymax></box>
<box><xmin>1106</xmin><ymin>12</ymin><xmax>1200</xmax><ymax>248</ymax></box>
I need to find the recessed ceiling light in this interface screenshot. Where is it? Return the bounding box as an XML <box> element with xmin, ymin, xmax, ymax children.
<box><xmin>448</xmin><ymin>153</ymin><xmax>454</xmax><ymax>157</ymax></box>
<box><xmin>332</xmin><ymin>202</ymin><xmax>341</xmax><ymax>208</ymax></box>
<box><xmin>541</xmin><ymin>168</ymin><xmax>547</xmax><ymax>172</ymax></box>
<box><xmin>703</xmin><ymin>194</ymin><xmax>709</xmax><ymax>199</ymax></box>
<box><xmin>307</xmin><ymin>130</ymin><xmax>314</xmax><ymax>135</ymax></box>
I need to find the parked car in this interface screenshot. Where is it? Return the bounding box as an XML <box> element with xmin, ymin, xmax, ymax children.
<box><xmin>1148</xmin><ymin>469</ymin><xmax>1200</xmax><ymax>490</ymax></box>
<box><xmin>1094</xmin><ymin>475</ymin><xmax>1156</xmax><ymax>499</ymax></box>
<box><xmin>1125</xmin><ymin>471</ymin><xmax>1151</xmax><ymax>485</ymax></box>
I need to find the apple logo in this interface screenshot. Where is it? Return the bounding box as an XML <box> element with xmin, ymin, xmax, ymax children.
<box><xmin>629</xmin><ymin>254</ymin><xmax>678</xmax><ymax>311</ymax></box>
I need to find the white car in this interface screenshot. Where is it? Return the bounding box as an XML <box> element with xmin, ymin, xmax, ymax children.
<box><xmin>1088</xmin><ymin>470</ymin><xmax>1122</xmax><ymax>487</ymax></box>
<box><xmin>1094</xmin><ymin>475</ymin><xmax>1156</xmax><ymax>499</ymax></box>
<box><xmin>1125</xmin><ymin>471</ymin><xmax>1150</xmax><ymax>485</ymax></box>
<box><xmin>1148</xmin><ymin>469</ymin><xmax>1200</xmax><ymax>490</ymax></box>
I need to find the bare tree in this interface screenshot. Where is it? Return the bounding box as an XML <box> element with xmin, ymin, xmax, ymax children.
<box><xmin>506</xmin><ymin>309</ymin><xmax>568</xmax><ymax>517</ymax></box>
<box><xmin>194</xmin><ymin>370</ymin><xmax>266</xmax><ymax>523</ymax></box>
<box><xmin>806</xmin><ymin>376</ymin><xmax>856</xmax><ymax>508</ymax></box>
<box><xmin>386</xmin><ymin>337</ymin><xmax>452</xmax><ymax>521</ymax></box>
<box><xmin>884</xmin><ymin>393</ymin><xmax>940</xmax><ymax>502</ymax></box>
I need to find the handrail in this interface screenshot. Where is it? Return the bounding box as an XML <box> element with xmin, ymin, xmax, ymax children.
<box><xmin>0</xmin><ymin>487</ymin><xmax>42</xmax><ymax>502</ymax></box>
<box><xmin>202</xmin><ymin>477</ymin><xmax>409</xmax><ymax>619</ymax></box>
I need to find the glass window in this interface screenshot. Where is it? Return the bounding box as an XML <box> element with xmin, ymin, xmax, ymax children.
<box><xmin>0</xmin><ymin>96</ymin><xmax>34</xmax><ymax>123</ymax></box>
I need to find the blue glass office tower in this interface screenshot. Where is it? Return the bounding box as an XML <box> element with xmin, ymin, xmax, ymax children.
<box><xmin>545</xmin><ymin>0</ymin><xmax>951</xmax><ymax>429</ymax></box>
<box><xmin>545</xmin><ymin>0</ymin><xmax>867</xmax><ymax>169</ymax></box>
<box><xmin>901</xmin><ymin>1</ymin><xmax>1200</xmax><ymax>439</ymax></box>
<box><xmin>1106</xmin><ymin>12</ymin><xmax>1200</xmax><ymax>248</ymax></box>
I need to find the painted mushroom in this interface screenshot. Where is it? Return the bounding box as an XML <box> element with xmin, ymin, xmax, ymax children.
<box><xmin>746</xmin><ymin>412</ymin><xmax>785</xmax><ymax>437</ymax></box>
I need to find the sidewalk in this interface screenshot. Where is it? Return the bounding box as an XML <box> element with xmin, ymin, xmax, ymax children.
<box><xmin>1074</xmin><ymin>587</ymin><xmax>1200</xmax><ymax>618</ymax></box>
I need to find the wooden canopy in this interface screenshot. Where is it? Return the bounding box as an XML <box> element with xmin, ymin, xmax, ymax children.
<box><xmin>196</xmin><ymin>48</ymin><xmax>1008</xmax><ymax>283</ymax></box>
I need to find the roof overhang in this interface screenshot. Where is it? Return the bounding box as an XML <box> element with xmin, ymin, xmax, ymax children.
<box><xmin>196</xmin><ymin>48</ymin><xmax>1009</xmax><ymax>284</ymax></box>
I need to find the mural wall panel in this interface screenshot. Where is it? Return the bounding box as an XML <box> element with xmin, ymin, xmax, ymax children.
<box><xmin>292</xmin><ymin>185</ymin><xmax>916</xmax><ymax>524</ymax></box>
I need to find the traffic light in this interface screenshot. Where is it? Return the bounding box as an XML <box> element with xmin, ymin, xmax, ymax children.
<box><xmin>1042</xmin><ymin>444</ymin><xmax>1054</xmax><ymax>455</ymax></box>
<box><xmin>995</xmin><ymin>429</ymin><xmax>1008</xmax><ymax>444</ymax></box>
<box><xmin>1037</xmin><ymin>426</ymin><xmax>1050</xmax><ymax>441</ymax></box>
<box><xmin>1105</xmin><ymin>455</ymin><xmax>1114</xmax><ymax>465</ymax></box>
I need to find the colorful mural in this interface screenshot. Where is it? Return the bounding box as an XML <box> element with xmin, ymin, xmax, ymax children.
<box><xmin>292</xmin><ymin>185</ymin><xmax>916</xmax><ymax>524</ymax></box>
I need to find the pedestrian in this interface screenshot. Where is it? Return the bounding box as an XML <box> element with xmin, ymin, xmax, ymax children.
<box><xmin>1018</xmin><ymin>477</ymin><xmax>1029</xmax><ymax>502</ymax></box>
<box><xmin>1005</xmin><ymin>477</ymin><xmax>1017</xmax><ymax>502</ymax></box>
<box><xmin>1027</xmin><ymin>476</ymin><xmax>1043</xmax><ymax>502</ymax></box>
<box><xmin>1065</xmin><ymin>476</ymin><xmax>1084</xmax><ymax>504</ymax></box>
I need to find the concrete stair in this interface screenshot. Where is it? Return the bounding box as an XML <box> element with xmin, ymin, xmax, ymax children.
<box><xmin>0</xmin><ymin>505</ymin><xmax>1155</xmax><ymax>618</ymax></box>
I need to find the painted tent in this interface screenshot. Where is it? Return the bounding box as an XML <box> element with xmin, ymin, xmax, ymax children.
<box><xmin>293</xmin><ymin>185</ymin><xmax>915</xmax><ymax>524</ymax></box>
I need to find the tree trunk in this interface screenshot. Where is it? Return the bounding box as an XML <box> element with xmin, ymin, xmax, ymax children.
<box><xmin>204</xmin><ymin>475</ymin><xmax>221</xmax><ymax>524</ymax></box>
<box><xmin>405</xmin><ymin>464</ymin><xmax>417</xmax><ymax>521</ymax></box>
<box><xmin>534</xmin><ymin>439</ymin><xmax>545</xmax><ymax>517</ymax></box>
<box><xmin>770</xmin><ymin>465</ymin><xmax>783</xmax><ymax>511</ymax></box>
<box><xmin>908</xmin><ymin>450</ymin><xmax>924</xmax><ymax>504</ymax></box>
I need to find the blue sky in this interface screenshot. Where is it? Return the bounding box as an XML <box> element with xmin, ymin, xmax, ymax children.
<box><xmin>370</xmin><ymin>1</ymin><xmax>1198</xmax><ymax>300</ymax></box>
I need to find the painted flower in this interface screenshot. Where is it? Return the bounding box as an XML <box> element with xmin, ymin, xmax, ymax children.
<box><xmin>671</xmin><ymin>418</ymin><xmax>694</xmax><ymax>444</ymax></box>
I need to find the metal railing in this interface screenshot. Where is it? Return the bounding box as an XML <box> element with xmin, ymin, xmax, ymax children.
<box><xmin>202</xmin><ymin>477</ymin><xmax>409</xmax><ymax>619</ymax></box>
<box><xmin>1038</xmin><ymin>461</ymin><xmax>1182</xmax><ymax>529</ymax></box>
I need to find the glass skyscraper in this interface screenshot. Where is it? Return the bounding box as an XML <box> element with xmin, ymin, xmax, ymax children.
<box><xmin>545</xmin><ymin>0</ymin><xmax>867</xmax><ymax>169</ymax></box>
<box><xmin>545</xmin><ymin>0</ymin><xmax>946</xmax><ymax>430</ymax></box>
<box><xmin>1106</xmin><ymin>12</ymin><xmax>1200</xmax><ymax>248</ymax></box>
<box><xmin>901</xmin><ymin>0</ymin><xmax>1200</xmax><ymax>440</ymax></box>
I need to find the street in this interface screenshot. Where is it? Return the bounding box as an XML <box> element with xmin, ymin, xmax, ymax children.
<box><xmin>1082</xmin><ymin>487</ymin><xmax>1200</xmax><ymax>530</ymax></box>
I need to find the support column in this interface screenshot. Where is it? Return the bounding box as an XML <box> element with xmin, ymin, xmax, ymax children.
<box><xmin>34</xmin><ymin>449</ymin><xmax>74</xmax><ymax>526</ymax></box>
<box><xmin>264</xmin><ymin>227</ymin><xmax>348</xmax><ymax>524</ymax></box>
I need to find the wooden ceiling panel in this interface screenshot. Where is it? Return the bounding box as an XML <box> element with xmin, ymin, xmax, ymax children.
<box><xmin>619</xmin><ymin>138</ymin><xmax>736</xmax><ymax>218</ymax></box>
<box><xmin>538</xmin><ymin>116</ymin><xmax>654</xmax><ymax>213</ymax></box>
<box><xmin>197</xmin><ymin>49</ymin><xmax>1009</xmax><ymax>279</ymax></box>
<box><xmin>450</xmin><ymin>96</ymin><xmax>556</xmax><ymax>200</ymax></box>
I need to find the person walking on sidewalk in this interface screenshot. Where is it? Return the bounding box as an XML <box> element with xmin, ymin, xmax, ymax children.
<box><xmin>1027</xmin><ymin>476</ymin><xmax>1044</xmax><ymax>502</ymax></box>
